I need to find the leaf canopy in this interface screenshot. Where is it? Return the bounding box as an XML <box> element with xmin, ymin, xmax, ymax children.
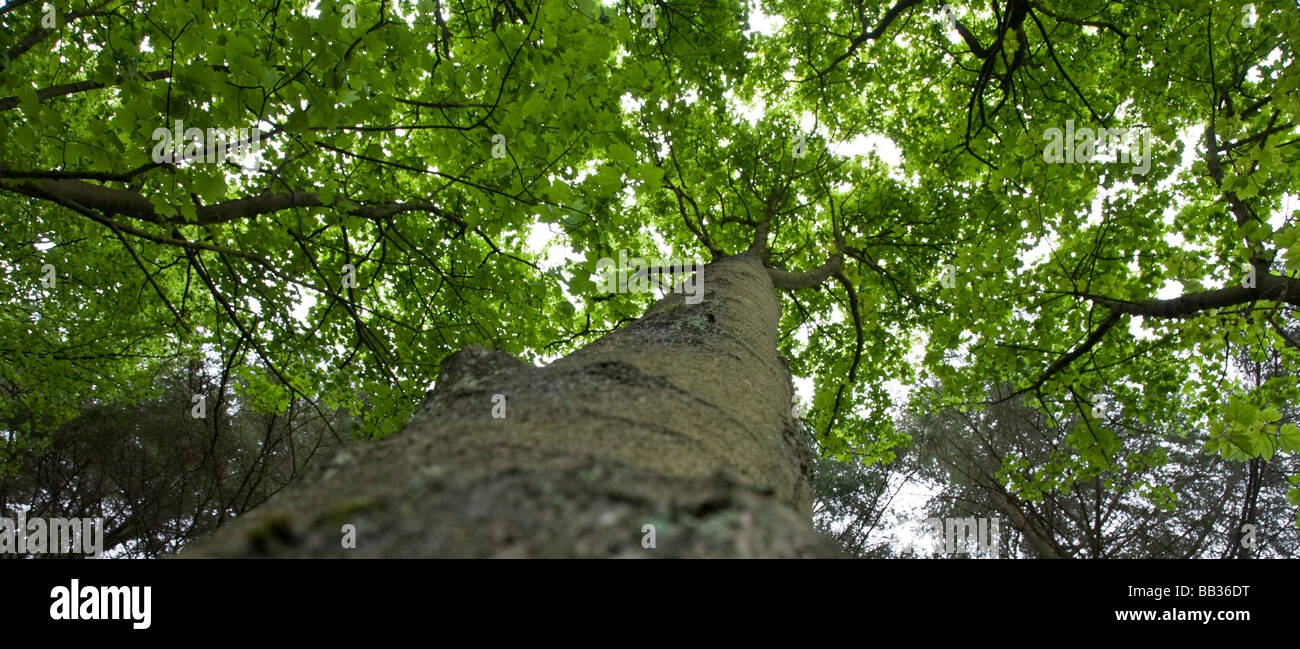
<box><xmin>2</xmin><ymin>0</ymin><xmax>1298</xmax><ymax>519</ymax></box>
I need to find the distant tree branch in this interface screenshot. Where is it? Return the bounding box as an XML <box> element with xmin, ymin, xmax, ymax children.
<box><xmin>0</xmin><ymin>163</ymin><xmax>160</xmax><ymax>182</ymax></box>
<box><xmin>1</xmin><ymin>3</ymin><xmax>120</xmax><ymax>73</ymax></box>
<box><xmin>1002</xmin><ymin>311</ymin><xmax>1122</xmax><ymax>403</ymax></box>
<box><xmin>0</xmin><ymin>69</ymin><xmax>173</xmax><ymax>111</ymax></box>
<box><xmin>802</xmin><ymin>0</ymin><xmax>923</xmax><ymax>82</ymax></box>
<box><xmin>1030</xmin><ymin>3</ymin><xmax>1128</xmax><ymax>39</ymax></box>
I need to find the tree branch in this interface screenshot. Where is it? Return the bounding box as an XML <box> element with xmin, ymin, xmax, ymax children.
<box><xmin>0</xmin><ymin>70</ymin><xmax>172</xmax><ymax>111</ymax></box>
<box><xmin>9</xmin><ymin>177</ymin><xmax>466</xmax><ymax>227</ymax></box>
<box><xmin>1085</xmin><ymin>274</ymin><xmax>1300</xmax><ymax>317</ymax></box>
<box><xmin>802</xmin><ymin>0</ymin><xmax>923</xmax><ymax>82</ymax></box>
<box><xmin>1002</xmin><ymin>311</ymin><xmax>1122</xmax><ymax>402</ymax></box>
<box><xmin>767</xmin><ymin>252</ymin><xmax>844</xmax><ymax>290</ymax></box>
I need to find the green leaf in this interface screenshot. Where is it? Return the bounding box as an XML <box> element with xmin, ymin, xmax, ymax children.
<box><xmin>635</xmin><ymin>163</ymin><xmax>665</xmax><ymax>191</ymax></box>
<box><xmin>1280</xmin><ymin>424</ymin><xmax>1300</xmax><ymax>453</ymax></box>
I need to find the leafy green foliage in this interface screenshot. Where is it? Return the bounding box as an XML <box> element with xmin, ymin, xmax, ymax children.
<box><xmin>2</xmin><ymin>0</ymin><xmax>1299</xmax><ymax>531</ymax></box>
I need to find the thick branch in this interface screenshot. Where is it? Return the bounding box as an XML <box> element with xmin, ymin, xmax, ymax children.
<box><xmin>10</xmin><ymin>178</ymin><xmax>463</xmax><ymax>227</ymax></box>
<box><xmin>766</xmin><ymin>252</ymin><xmax>843</xmax><ymax>290</ymax></box>
<box><xmin>1087</xmin><ymin>274</ymin><xmax>1300</xmax><ymax>317</ymax></box>
<box><xmin>1007</xmin><ymin>273</ymin><xmax>1300</xmax><ymax>404</ymax></box>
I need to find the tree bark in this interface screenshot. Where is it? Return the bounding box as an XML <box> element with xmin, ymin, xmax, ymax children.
<box><xmin>182</xmin><ymin>253</ymin><xmax>838</xmax><ymax>557</ymax></box>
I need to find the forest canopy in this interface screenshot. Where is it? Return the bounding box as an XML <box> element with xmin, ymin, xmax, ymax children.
<box><xmin>2</xmin><ymin>0</ymin><xmax>1298</xmax><ymax>556</ymax></box>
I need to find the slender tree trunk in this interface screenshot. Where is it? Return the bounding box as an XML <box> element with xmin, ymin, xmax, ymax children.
<box><xmin>184</xmin><ymin>253</ymin><xmax>835</xmax><ymax>557</ymax></box>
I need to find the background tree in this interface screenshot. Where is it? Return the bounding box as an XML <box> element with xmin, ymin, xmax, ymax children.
<box><xmin>903</xmin><ymin>380</ymin><xmax>1299</xmax><ymax>558</ymax></box>
<box><xmin>814</xmin><ymin>323</ymin><xmax>1300</xmax><ymax>559</ymax></box>
<box><xmin>809</xmin><ymin>436</ymin><xmax>918</xmax><ymax>558</ymax></box>
<box><xmin>1</xmin><ymin>360</ymin><xmax>350</xmax><ymax>557</ymax></box>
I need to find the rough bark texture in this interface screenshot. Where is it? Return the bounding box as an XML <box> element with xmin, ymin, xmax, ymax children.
<box><xmin>182</xmin><ymin>253</ymin><xmax>838</xmax><ymax>557</ymax></box>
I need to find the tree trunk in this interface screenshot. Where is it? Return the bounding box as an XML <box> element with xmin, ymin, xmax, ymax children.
<box><xmin>183</xmin><ymin>253</ymin><xmax>836</xmax><ymax>557</ymax></box>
